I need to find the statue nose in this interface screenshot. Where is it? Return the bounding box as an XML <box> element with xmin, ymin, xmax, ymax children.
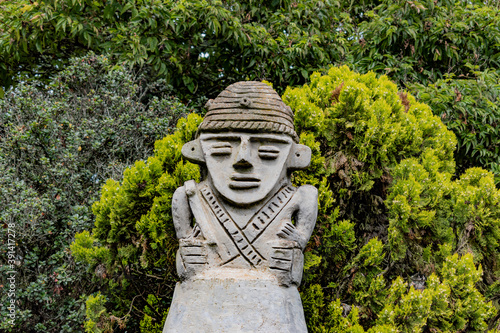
<box><xmin>233</xmin><ymin>138</ymin><xmax>252</xmax><ymax>168</ymax></box>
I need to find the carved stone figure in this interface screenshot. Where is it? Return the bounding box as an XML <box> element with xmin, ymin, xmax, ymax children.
<box><xmin>163</xmin><ymin>81</ymin><xmax>318</xmax><ymax>333</ymax></box>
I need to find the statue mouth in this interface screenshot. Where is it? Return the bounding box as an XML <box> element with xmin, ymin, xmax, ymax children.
<box><xmin>229</xmin><ymin>174</ymin><xmax>260</xmax><ymax>189</ymax></box>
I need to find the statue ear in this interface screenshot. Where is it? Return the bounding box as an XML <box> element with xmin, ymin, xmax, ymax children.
<box><xmin>181</xmin><ymin>139</ymin><xmax>205</xmax><ymax>164</ymax></box>
<box><xmin>288</xmin><ymin>143</ymin><xmax>311</xmax><ymax>170</ymax></box>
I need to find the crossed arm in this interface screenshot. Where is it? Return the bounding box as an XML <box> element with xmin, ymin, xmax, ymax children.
<box><xmin>171</xmin><ymin>186</ymin><xmax>193</xmax><ymax>239</ymax></box>
<box><xmin>277</xmin><ymin>184</ymin><xmax>318</xmax><ymax>250</ymax></box>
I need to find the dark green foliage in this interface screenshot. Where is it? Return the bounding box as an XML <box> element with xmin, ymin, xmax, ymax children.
<box><xmin>71</xmin><ymin>113</ymin><xmax>202</xmax><ymax>331</ymax></box>
<box><xmin>351</xmin><ymin>0</ymin><xmax>500</xmax><ymax>87</ymax></box>
<box><xmin>0</xmin><ymin>53</ymin><xmax>188</xmax><ymax>332</ymax></box>
<box><xmin>3</xmin><ymin>0</ymin><xmax>499</xmax><ymax>100</ymax></box>
<box><xmin>409</xmin><ymin>68</ymin><xmax>500</xmax><ymax>181</ymax></box>
<box><xmin>0</xmin><ymin>0</ymin><xmax>349</xmax><ymax>100</ymax></box>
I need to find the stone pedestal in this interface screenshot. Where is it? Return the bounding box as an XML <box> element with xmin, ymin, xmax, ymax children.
<box><xmin>163</xmin><ymin>270</ymin><xmax>307</xmax><ymax>333</ymax></box>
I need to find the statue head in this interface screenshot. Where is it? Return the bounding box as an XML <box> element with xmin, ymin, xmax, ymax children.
<box><xmin>182</xmin><ymin>81</ymin><xmax>311</xmax><ymax>206</ymax></box>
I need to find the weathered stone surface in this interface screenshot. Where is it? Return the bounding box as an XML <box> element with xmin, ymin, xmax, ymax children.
<box><xmin>163</xmin><ymin>273</ymin><xmax>307</xmax><ymax>332</ymax></box>
<box><xmin>163</xmin><ymin>81</ymin><xmax>318</xmax><ymax>333</ymax></box>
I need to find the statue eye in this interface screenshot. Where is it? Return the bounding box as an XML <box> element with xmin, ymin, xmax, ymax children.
<box><xmin>210</xmin><ymin>142</ymin><xmax>232</xmax><ymax>156</ymax></box>
<box><xmin>258</xmin><ymin>146</ymin><xmax>280</xmax><ymax>159</ymax></box>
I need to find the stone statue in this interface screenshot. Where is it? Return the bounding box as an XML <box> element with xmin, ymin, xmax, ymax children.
<box><xmin>163</xmin><ymin>81</ymin><xmax>318</xmax><ymax>333</ymax></box>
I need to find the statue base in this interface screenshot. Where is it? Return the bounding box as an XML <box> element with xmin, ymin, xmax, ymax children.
<box><xmin>163</xmin><ymin>269</ymin><xmax>307</xmax><ymax>333</ymax></box>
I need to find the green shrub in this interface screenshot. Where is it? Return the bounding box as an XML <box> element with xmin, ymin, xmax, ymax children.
<box><xmin>84</xmin><ymin>293</ymin><xmax>112</xmax><ymax>333</ymax></box>
<box><xmin>283</xmin><ymin>66</ymin><xmax>499</xmax><ymax>330</ymax></box>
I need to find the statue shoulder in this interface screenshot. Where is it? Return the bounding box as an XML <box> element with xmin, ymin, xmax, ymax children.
<box><xmin>296</xmin><ymin>184</ymin><xmax>318</xmax><ymax>196</ymax></box>
<box><xmin>173</xmin><ymin>180</ymin><xmax>203</xmax><ymax>199</ymax></box>
<box><xmin>295</xmin><ymin>184</ymin><xmax>318</xmax><ymax>205</ymax></box>
<box><xmin>172</xmin><ymin>179</ymin><xmax>201</xmax><ymax>207</ymax></box>
<box><xmin>172</xmin><ymin>183</ymin><xmax>190</xmax><ymax>202</ymax></box>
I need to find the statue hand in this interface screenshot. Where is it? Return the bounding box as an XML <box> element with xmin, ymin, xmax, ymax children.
<box><xmin>177</xmin><ymin>237</ymin><xmax>207</xmax><ymax>280</ymax></box>
<box><xmin>277</xmin><ymin>221</ymin><xmax>302</xmax><ymax>246</ymax></box>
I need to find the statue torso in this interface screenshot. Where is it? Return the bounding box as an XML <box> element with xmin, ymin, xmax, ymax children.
<box><xmin>177</xmin><ymin>180</ymin><xmax>304</xmax><ymax>286</ymax></box>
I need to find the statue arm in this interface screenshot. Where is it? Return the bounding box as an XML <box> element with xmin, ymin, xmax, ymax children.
<box><xmin>173</xmin><ymin>184</ymin><xmax>208</xmax><ymax>280</ymax></box>
<box><xmin>172</xmin><ymin>186</ymin><xmax>193</xmax><ymax>239</ymax></box>
<box><xmin>294</xmin><ymin>185</ymin><xmax>318</xmax><ymax>249</ymax></box>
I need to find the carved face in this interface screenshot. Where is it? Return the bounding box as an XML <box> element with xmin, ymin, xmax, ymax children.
<box><xmin>199</xmin><ymin>132</ymin><xmax>293</xmax><ymax>206</ymax></box>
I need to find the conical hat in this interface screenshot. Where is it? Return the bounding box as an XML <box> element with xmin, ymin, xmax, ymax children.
<box><xmin>197</xmin><ymin>81</ymin><xmax>298</xmax><ymax>142</ymax></box>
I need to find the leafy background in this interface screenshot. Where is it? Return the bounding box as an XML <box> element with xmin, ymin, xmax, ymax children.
<box><xmin>0</xmin><ymin>0</ymin><xmax>499</xmax><ymax>332</ymax></box>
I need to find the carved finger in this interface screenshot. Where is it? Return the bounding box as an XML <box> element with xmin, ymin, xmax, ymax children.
<box><xmin>281</xmin><ymin>228</ymin><xmax>291</xmax><ymax>236</ymax></box>
<box><xmin>277</xmin><ymin>231</ymin><xmax>287</xmax><ymax>238</ymax></box>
